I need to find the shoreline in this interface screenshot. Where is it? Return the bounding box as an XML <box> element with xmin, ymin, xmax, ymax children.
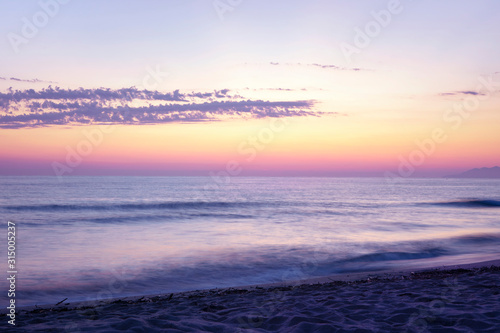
<box><xmin>4</xmin><ymin>258</ymin><xmax>500</xmax><ymax>332</ymax></box>
<box><xmin>7</xmin><ymin>258</ymin><xmax>500</xmax><ymax>313</ymax></box>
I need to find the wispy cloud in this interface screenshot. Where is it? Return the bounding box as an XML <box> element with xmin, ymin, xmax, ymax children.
<box><xmin>0</xmin><ymin>87</ymin><xmax>321</xmax><ymax>129</ymax></box>
<box><xmin>439</xmin><ymin>91</ymin><xmax>486</xmax><ymax>97</ymax></box>
<box><xmin>269</xmin><ymin>62</ymin><xmax>366</xmax><ymax>71</ymax></box>
<box><xmin>0</xmin><ymin>76</ymin><xmax>56</xmax><ymax>84</ymax></box>
<box><xmin>243</xmin><ymin>87</ymin><xmax>307</xmax><ymax>92</ymax></box>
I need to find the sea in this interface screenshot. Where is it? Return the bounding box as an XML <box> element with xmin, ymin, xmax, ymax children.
<box><xmin>1</xmin><ymin>176</ymin><xmax>499</xmax><ymax>307</ymax></box>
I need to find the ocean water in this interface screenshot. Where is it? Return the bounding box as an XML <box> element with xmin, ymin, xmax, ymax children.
<box><xmin>1</xmin><ymin>176</ymin><xmax>500</xmax><ymax>307</ymax></box>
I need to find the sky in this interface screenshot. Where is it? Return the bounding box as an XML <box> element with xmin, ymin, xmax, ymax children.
<box><xmin>0</xmin><ymin>0</ymin><xmax>499</xmax><ymax>177</ymax></box>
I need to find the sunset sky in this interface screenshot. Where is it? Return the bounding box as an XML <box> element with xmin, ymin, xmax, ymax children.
<box><xmin>1</xmin><ymin>0</ymin><xmax>499</xmax><ymax>177</ymax></box>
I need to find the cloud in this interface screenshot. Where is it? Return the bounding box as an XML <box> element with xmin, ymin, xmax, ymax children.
<box><xmin>265</xmin><ymin>88</ymin><xmax>297</xmax><ymax>91</ymax></box>
<box><xmin>439</xmin><ymin>91</ymin><xmax>486</xmax><ymax>97</ymax></box>
<box><xmin>0</xmin><ymin>76</ymin><xmax>56</xmax><ymax>84</ymax></box>
<box><xmin>0</xmin><ymin>87</ymin><xmax>322</xmax><ymax>129</ymax></box>
<box><xmin>243</xmin><ymin>87</ymin><xmax>328</xmax><ymax>92</ymax></box>
<box><xmin>244</xmin><ymin>87</ymin><xmax>295</xmax><ymax>92</ymax></box>
<box><xmin>269</xmin><ymin>62</ymin><xmax>365</xmax><ymax>72</ymax></box>
<box><xmin>0</xmin><ymin>87</ymin><xmax>235</xmax><ymax>104</ymax></box>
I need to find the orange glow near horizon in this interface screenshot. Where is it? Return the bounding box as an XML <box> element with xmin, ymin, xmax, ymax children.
<box><xmin>1</xmin><ymin>108</ymin><xmax>499</xmax><ymax>177</ymax></box>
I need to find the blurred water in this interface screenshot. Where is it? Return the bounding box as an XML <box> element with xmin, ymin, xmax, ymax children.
<box><xmin>1</xmin><ymin>176</ymin><xmax>499</xmax><ymax>306</ymax></box>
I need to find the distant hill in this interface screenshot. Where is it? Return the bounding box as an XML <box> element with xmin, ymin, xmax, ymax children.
<box><xmin>446</xmin><ymin>166</ymin><xmax>500</xmax><ymax>178</ymax></box>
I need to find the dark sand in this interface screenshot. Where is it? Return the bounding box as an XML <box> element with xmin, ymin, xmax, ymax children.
<box><xmin>3</xmin><ymin>261</ymin><xmax>500</xmax><ymax>332</ymax></box>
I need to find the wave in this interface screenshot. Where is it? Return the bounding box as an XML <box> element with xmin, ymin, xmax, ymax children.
<box><xmin>75</xmin><ymin>212</ymin><xmax>254</xmax><ymax>225</ymax></box>
<box><xmin>1</xmin><ymin>201</ymin><xmax>263</xmax><ymax>212</ymax></box>
<box><xmin>14</xmin><ymin>197</ymin><xmax>499</xmax><ymax>214</ymax></box>
<box><xmin>425</xmin><ymin>199</ymin><xmax>500</xmax><ymax>208</ymax></box>
<box><xmin>341</xmin><ymin>248</ymin><xmax>447</xmax><ymax>263</ymax></box>
<box><xmin>16</xmin><ymin>233</ymin><xmax>500</xmax><ymax>306</ymax></box>
<box><xmin>17</xmin><ymin>246</ymin><xmax>451</xmax><ymax>305</ymax></box>
<box><xmin>452</xmin><ymin>233</ymin><xmax>500</xmax><ymax>245</ymax></box>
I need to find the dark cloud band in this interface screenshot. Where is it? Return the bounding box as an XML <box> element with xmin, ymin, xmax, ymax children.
<box><xmin>0</xmin><ymin>87</ymin><xmax>319</xmax><ymax>128</ymax></box>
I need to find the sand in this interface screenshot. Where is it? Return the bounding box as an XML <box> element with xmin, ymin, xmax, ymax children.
<box><xmin>3</xmin><ymin>261</ymin><xmax>500</xmax><ymax>332</ymax></box>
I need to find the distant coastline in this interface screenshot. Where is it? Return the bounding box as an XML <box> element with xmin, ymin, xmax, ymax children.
<box><xmin>446</xmin><ymin>166</ymin><xmax>500</xmax><ymax>178</ymax></box>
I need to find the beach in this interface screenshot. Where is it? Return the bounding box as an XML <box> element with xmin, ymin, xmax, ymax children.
<box><xmin>4</xmin><ymin>260</ymin><xmax>500</xmax><ymax>332</ymax></box>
